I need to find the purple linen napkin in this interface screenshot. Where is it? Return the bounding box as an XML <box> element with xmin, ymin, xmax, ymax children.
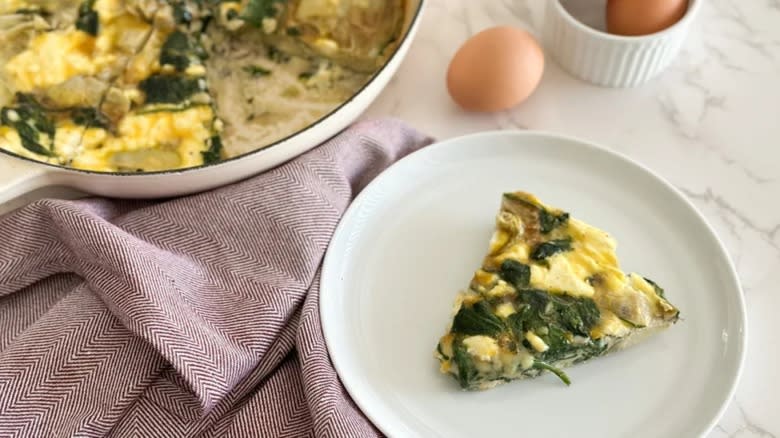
<box><xmin>0</xmin><ymin>119</ymin><xmax>434</xmax><ymax>437</ymax></box>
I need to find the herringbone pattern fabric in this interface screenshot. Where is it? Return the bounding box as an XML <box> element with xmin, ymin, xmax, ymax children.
<box><xmin>0</xmin><ymin>119</ymin><xmax>433</xmax><ymax>438</ymax></box>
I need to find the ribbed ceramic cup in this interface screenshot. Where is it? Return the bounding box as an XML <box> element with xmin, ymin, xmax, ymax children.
<box><xmin>543</xmin><ymin>0</ymin><xmax>701</xmax><ymax>87</ymax></box>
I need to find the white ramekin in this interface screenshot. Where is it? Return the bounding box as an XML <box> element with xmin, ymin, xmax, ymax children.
<box><xmin>542</xmin><ymin>0</ymin><xmax>702</xmax><ymax>88</ymax></box>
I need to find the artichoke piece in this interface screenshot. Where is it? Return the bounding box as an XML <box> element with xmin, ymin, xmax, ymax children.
<box><xmin>110</xmin><ymin>148</ymin><xmax>182</xmax><ymax>172</ymax></box>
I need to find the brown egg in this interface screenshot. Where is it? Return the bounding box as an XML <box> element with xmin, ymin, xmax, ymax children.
<box><xmin>446</xmin><ymin>26</ymin><xmax>544</xmax><ymax>113</ymax></box>
<box><xmin>606</xmin><ymin>0</ymin><xmax>688</xmax><ymax>36</ymax></box>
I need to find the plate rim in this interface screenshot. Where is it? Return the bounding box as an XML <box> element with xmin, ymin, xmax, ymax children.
<box><xmin>319</xmin><ymin>129</ymin><xmax>748</xmax><ymax>437</ymax></box>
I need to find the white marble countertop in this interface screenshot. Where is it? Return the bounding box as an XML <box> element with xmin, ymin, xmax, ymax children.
<box><xmin>364</xmin><ymin>0</ymin><xmax>779</xmax><ymax>436</ymax></box>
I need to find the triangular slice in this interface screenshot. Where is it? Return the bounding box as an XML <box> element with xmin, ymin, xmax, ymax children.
<box><xmin>435</xmin><ymin>191</ymin><xmax>680</xmax><ymax>390</ymax></box>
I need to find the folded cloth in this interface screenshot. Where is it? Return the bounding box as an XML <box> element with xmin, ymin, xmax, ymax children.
<box><xmin>0</xmin><ymin>119</ymin><xmax>434</xmax><ymax>438</ymax></box>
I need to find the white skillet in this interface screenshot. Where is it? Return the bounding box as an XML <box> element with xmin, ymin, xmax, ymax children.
<box><xmin>0</xmin><ymin>0</ymin><xmax>425</xmax><ymax>205</ymax></box>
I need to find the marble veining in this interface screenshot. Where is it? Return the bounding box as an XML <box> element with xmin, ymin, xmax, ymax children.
<box><xmin>363</xmin><ymin>0</ymin><xmax>780</xmax><ymax>436</ymax></box>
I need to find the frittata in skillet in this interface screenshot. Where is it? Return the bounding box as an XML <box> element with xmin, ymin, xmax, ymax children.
<box><xmin>435</xmin><ymin>191</ymin><xmax>680</xmax><ymax>390</ymax></box>
<box><xmin>0</xmin><ymin>0</ymin><xmax>404</xmax><ymax>172</ymax></box>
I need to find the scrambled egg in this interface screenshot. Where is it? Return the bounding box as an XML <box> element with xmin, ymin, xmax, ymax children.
<box><xmin>5</xmin><ymin>0</ymin><xmax>151</xmax><ymax>92</ymax></box>
<box><xmin>6</xmin><ymin>31</ymin><xmax>102</xmax><ymax>91</ymax></box>
<box><xmin>71</xmin><ymin>106</ymin><xmax>215</xmax><ymax>171</ymax></box>
<box><xmin>0</xmin><ymin>0</ymin><xmax>212</xmax><ymax>172</ymax></box>
<box><xmin>463</xmin><ymin>336</ymin><xmax>500</xmax><ymax>362</ymax></box>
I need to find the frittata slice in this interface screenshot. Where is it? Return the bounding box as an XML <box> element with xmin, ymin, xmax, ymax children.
<box><xmin>435</xmin><ymin>191</ymin><xmax>680</xmax><ymax>390</ymax></box>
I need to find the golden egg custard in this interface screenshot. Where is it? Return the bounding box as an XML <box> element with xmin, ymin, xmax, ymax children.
<box><xmin>0</xmin><ymin>0</ymin><xmax>405</xmax><ymax>172</ymax></box>
<box><xmin>436</xmin><ymin>191</ymin><xmax>680</xmax><ymax>390</ymax></box>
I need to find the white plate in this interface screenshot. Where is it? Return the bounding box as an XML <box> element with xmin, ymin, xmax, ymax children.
<box><xmin>320</xmin><ymin>131</ymin><xmax>746</xmax><ymax>438</ymax></box>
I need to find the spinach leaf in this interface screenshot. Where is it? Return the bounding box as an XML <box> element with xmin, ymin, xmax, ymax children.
<box><xmin>242</xmin><ymin>0</ymin><xmax>285</xmax><ymax>27</ymax></box>
<box><xmin>202</xmin><ymin>135</ymin><xmax>222</xmax><ymax>164</ymax></box>
<box><xmin>76</xmin><ymin>0</ymin><xmax>99</xmax><ymax>36</ymax></box>
<box><xmin>13</xmin><ymin>122</ymin><xmax>55</xmax><ymax>156</ymax></box>
<box><xmin>513</xmin><ymin>290</ymin><xmax>549</xmax><ymax>332</ymax></box>
<box><xmin>453</xmin><ymin>339</ymin><xmax>478</xmax><ymax>389</ymax></box>
<box><xmin>533</xmin><ymin>360</ymin><xmax>571</xmax><ymax>385</ymax></box>
<box><xmin>539</xmin><ymin>209</ymin><xmax>569</xmax><ymax>234</ymax></box>
<box><xmin>518</xmin><ymin>289</ymin><xmax>551</xmax><ymax>312</ymax></box>
<box><xmin>545</xmin><ymin>335</ymin><xmax>608</xmax><ymax>366</ymax></box>
<box><xmin>511</xmin><ymin>289</ymin><xmax>601</xmax><ymax>350</ymax></box>
<box><xmin>139</xmin><ymin>75</ymin><xmax>203</xmax><ymax>104</ymax></box>
<box><xmin>1</xmin><ymin>93</ymin><xmax>56</xmax><ymax>157</ymax></box>
<box><xmin>451</xmin><ymin>300</ymin><xmax>504</xmax><ymax>337</ymax></box>
<box><xmin>499</xmin><ymin>259</ymin><xmax>530</xmax><ymax>289</ymax></box>
<box><xmin>242</xmin><ymin>65</ymin><xmax>271</xmax><ymax>77</ymax></box>
<box><xmin>506</xmin><ymin>309</ymin><xmax>528</xmax><ymax>343</ymax></box>
<box><xmin>160</xmin><ymin>31</ymin><xmax>206</xmax><ymax>71</ymax></box>
<box><xmin>502</xmin><ymin>192</ymin><xmax>537</xmax><ymax>208</ymax></box>
<box><xmin>542</xmin><ymin>325</ymin><xmax>569</xmax><ymax>351</ymax></box>
<box><xmin>13</xmin><ymin>93</ymin><xmax>55</xmax><ymax>137</ymax></box>
<box><xmin>503</xmin><ymin>286</ymin><xmax>606</xmax><ymax>385</ymax></box>
<box><xmin>531</xmin><ymin>238</ymin><xmax>572</xmax><ymax>261</ymax></box>
<box><xmin>555</xmin><ymin>297</ymin><xmax>600</xmax><ymax>336</ymax></box>
<box><xmin>71</xmin><ymin>107</ymin><xmax>110</xmax><ymax>129</ymax></box>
